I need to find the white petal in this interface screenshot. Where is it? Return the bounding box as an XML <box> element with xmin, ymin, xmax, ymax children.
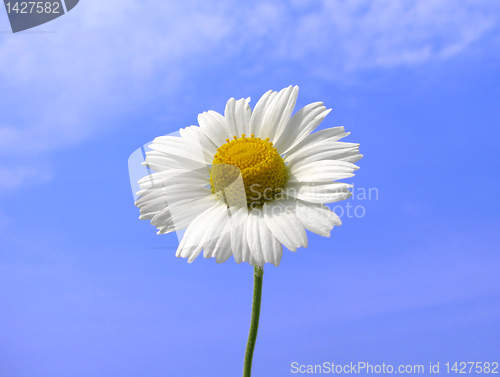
<box><xmin>229</xmin><ymin>206</ymin><xmax>250</xmax><ymax>264</ymax></box>
<box><xmin>137</xmin><ymin>173</ymin><xmax>210</xmax><ymax>196</ymax></box>
<box><xmin>286</xmin><ymin>140</ymin><xmax>361</xmax><ymax>170</ymax></box>
<box><xmin>224</xmin><ymin>98</ymin><xmax>239</xmax><ymax>138</ymax></box>
<box><xmin>273</xmin><ymin>102</ymin><xmax>330</xmax><ymax>153</ymax></box>
<box><xmin>198</xmin><ymin>110</ymin><xmax>230</xmax><ymax>147</ymax></box>
<box><xmin>246</xmin><ymin>207</ymin><xmax>283</xmax><ymax>266</ymax></box>
<box><xmin>202</xmin><ymin>204</ymin><xmax>233</xmax><ymax>263</ymax></box>
<box><xmin>258</xmin><ymin>86</ymin><xmax>298</xmax><ymax>143</ymax></box>
<box><xmin>271</xmin><ymin>86</ymin><xmax>299</xmax><ymax>144</ymax></box>
<box><xmin>136</xmin><ymin>195</ymin><xmax>168</xmax><ymax>216</ymax></box>
<box><xmin>179</xmin><ymin>125</ymin><xmax>218</xmax><ymax>158</ymax></box>
<box><xmin>288</xmin><ymin>160</ymin><xmax>359</xmax><ymax>182</ymax></box>
<box><xmin>158</xmin><ymin>195</ymin><xmax>218</xmax><ymax>233</ymax></box>
<box><xmin>176</xmin><ymin>202</ymin><xmax>224</xmax><ymax>263</ymax></box>
<box><xmin>143</xmin><ymin>150</ymin><xmax>209</xmax><ymax>173</ymax></box>
<box><xmin>284</xmin><ymin>126</ymin><xmax>348</xmax><ymax>157</ymax></box>
<box><xmin>338</xmin><ymin>154</ymin><xmax>364</xmax><ymax>163</ymax></box>
<box><xmin>263</xmin><ymin>201</ymin><xmax>307</xmax><ymax>252</ymax></box>
<box><xmin>236</xmin><ymin>98</ymin><xmax>252</xmax><ymax>135</ymax></box>
<box><xmin>225</xmin><ymin>97</ymin><xmax>252</xmax><ymax>138</ymax></box>
<box><xmin>149</xmin><ymin>136</ymin><xmax>209</xmax><ymax>164</ymax></box>
<box><xmin>138</xmin><ymin>212</ymin><xmax>157</xmax><ymax>221</ymax></box>
<box><xmin>135</xmin><ymin>187</ymin><xmax>169</xmax><ymax>207</ymax></box>
<box><xmin>284</xmin><ymin>182</ymin><xmax>352</xmax><ymax>203</ymax></box>
<box><xmin>138</xmin><ymin>169</ymin><xmax>209</xmax><ymax>190</ymax></box>
<box><xmin>150</xmin><ymin>196</ymin><xmax>206</xmax><ymax>230</ymax></box>
<box><xmin>152</xmin><ymin>213</ymin><xmax>175</xmax><ymax>233</ymax></box>
<box><xmin>248</xmin><ymin>90</ymin><xmax>276</xmax><ymax>137</ymax></box>
<box><xmin>136</xmin><ymin>185</ymin><xmax>209</xmax><ymax>216</ymax></box>
<box><xmin>294</xmin><ymin>200</ymin><xmax>341</xmax><ymax>237</ymax></box>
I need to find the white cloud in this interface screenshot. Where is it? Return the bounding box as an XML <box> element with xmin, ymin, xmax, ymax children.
<box><xmin>0</xmin><ymin>0</ymin><xmax>237</xmax><ymax>155</ymax></box>
<box><xmin>284</xmin><ymin>0</ymin><xmax>499</xmax><ymax>72</ymax></box>
<box><xmin>0</xmin><ymin>0</ymin><xmax>498</xmax><ymax>188</ymax></box>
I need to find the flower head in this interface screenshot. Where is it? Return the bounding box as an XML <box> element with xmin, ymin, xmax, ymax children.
<box><xmin>135</xmin><ymin>86</ymin><xmax>362</xmax><ymax>266</ymax></box>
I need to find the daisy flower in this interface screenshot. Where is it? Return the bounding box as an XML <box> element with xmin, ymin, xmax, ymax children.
<box><xmin>135</xmin><ymin>86</ymin><xmax>362</xmax><ymax>266</ymax></box>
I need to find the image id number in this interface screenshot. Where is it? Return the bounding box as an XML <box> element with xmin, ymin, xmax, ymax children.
<box><xmin>5</xmin><ymin>2</ymin><xmax>61</xmax><ymax>14</ymax></box>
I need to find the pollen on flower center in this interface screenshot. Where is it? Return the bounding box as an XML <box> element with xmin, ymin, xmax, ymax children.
<box><xmin>210</xmin><ymin>134</ymin><xmax>287</xmax><ymax>207</ymax></box>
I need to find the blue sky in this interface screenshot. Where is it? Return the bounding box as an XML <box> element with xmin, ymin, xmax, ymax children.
<box><xmin>1</xmin><ymin>1</ymin><xmax>499</xmax><ymax>376</ymax></box>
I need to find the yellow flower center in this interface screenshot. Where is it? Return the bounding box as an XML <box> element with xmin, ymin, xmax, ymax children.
<box><xmin>210</xmin><ymin>134</ymin><xmax>287</xmax><ymax>207</ymax></box>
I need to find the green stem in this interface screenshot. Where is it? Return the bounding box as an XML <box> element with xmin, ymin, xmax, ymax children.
<box><xmin>243</xmin><ymin>265</ymin><xmax>264</xmax><ymax>377</ymax></box>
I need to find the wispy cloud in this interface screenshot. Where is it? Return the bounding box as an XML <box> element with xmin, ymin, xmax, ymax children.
<box><xmin>0</xmin><ymin>0</ymin><xmax>498</xmax><ymax>188</ymax></box>
<box><xmin>267</xmin><ymin>0</ymin><xmax>500</xmax><ymax>75</ymax></box>
<box><xmin>267</xmin><ymin>223</ymin><xmax>500</xmax><ymax>333</ymax></box>
<box><xmin>0</xmin><ymin>165</ymin><xmax>52</xmax><ymax>189</ymax></box>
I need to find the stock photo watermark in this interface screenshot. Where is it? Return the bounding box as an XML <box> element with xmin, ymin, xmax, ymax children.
<box><xmin>2</xmin><ymin>0</ymin><xmax>78</xmax><ymax>32</ymax></box>
<box><xmin>128</xmin><ymin>135</ymin><xmax>376</xmax><ymax>251</ymax></box>
<box><xmin>291</xmin><ymin>361</ymin><xmax>499</xmax><ymax>374</ymax></box>
<box><xmin>328</xmin><ymin>183</ymin><xmax>376</xmax><ymax>219</ymax></box>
